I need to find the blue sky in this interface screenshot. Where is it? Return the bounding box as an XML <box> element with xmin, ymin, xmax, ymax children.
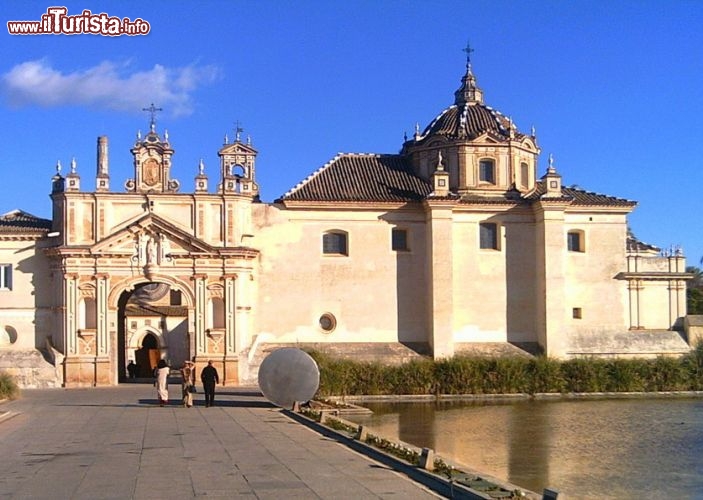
<box><xmin>2</xmin><ymin>1</ymin><xmax>702</xmax><ymax>263</ymax></box>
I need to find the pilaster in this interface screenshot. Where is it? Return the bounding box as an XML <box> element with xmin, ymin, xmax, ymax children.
<box><xmin>193</xmin><ymin>274</ymin><xmax>208</xmax><ymax>355</ymax></box>
<box><xmin>534</xmin><ymin>201</ymin><xmax>569</xmax><ymax>356</ymax></box>
<box><xmin>424</xmin><ymin>200</ymin><xmax>454</xmax><ymax>359</ymax></box>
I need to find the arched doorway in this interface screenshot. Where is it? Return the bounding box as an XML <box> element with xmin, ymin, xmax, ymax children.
<box><xmin>117</xmin><ymin>281</ymin><xmax>190</xmax><ymax>382</ymax></box>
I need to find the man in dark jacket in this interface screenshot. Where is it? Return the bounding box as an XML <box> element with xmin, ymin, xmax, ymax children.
<box><xmin>200</xmin><ymin>360</ymin><xmax>220</xmax><ymax>407</ymax></box>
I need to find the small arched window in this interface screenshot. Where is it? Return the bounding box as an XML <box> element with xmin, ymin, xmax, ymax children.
<box><xmin>322</xmin><ymin>231</ymin><xmax>348</xmax><ymax>256</ymax></box>
<box><xmin>479</xmin><ymin>159</ymin><xmax>495</xmax><ymax>184</ymax></box>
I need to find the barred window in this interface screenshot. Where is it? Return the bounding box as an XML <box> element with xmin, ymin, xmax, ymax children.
<box><xmin>322</xmin><ymin>231</ymin><xmax>348</xmax><ymax>255</ymax></box>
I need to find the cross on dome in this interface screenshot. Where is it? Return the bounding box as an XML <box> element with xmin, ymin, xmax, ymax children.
<box><xmin>142</xmin><ymin>103</ymin><xmax>163</xmax><ymax>133</ymax></box>
<box><xmin>462</xmin><ymin>40</ymin><xmax>474</xmax><ymax>71</ymax></box>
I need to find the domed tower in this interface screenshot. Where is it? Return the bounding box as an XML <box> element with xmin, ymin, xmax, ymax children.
<box><xmin>402</xmin><ymin>47</ymin><xmax>540</xmax><ymax>196</ymax></box>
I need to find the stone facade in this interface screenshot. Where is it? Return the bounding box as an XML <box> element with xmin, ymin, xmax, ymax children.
<box><xmin>0</xmin><ymin>60</ymin><xmax>693</xmax><ymax>387</ymax></box>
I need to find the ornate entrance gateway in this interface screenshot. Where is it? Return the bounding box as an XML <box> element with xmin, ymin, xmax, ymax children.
<box><xmin>44</xmin><ymin>117</ymin><xmax>260</xmax><ymax>387</ymax></box>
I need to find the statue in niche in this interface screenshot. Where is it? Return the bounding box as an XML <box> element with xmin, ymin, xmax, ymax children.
<box><xmin>147</xmin><ymin>236</ymin><xmax>158</xmax><ymax>264</ymax></box>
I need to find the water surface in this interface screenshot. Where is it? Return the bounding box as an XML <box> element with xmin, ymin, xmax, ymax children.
<box><xmin>346</xmin><ymin>398</ymin><xmax>703</xmax><ymax>499</ymax></box>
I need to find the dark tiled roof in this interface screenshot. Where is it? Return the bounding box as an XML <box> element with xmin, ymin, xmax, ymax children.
<box><xmin>0</xmin><ymin>210</ymin><xmax>52</xmax><ymax>233</ymax></box>
<box><xmin>125</xmin><ymin>304</ymin><xmax>188</xmax><ymax>316</ymax></box>
<box><xmin>279</xmin><ymin>154</ymin><xmax>432</xmax><ymax>202</ymax></box>
<box><xmin>418</xmin><ymin>103</ymin><xmax>512</xmax><ymax>141</ymax></box>
<box><xmin>626</xmin><ymin>235</ymin><xmax>660</xmax><ymax>253</ymax></box>
<box><xmin>527</xmin><ymin>182</ymin><xmax>636</xmax><ymax>207</ymax></box>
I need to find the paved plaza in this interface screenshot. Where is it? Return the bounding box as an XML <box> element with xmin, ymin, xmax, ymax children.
<box><xmin>0</xmin><ymin>384</ymin><xmax>441</xmax><ymax>499</ymax></box>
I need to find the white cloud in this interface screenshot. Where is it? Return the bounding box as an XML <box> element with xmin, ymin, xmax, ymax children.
<box><xmin>2</xmin><ymin>59</ymin><xmax>220</xmax><ymax>116</ymax></box>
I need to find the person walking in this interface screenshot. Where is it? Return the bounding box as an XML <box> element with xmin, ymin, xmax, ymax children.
<box><xmin>180</xmin><ymin>360</ymin><xmax>195</xmax><ymax>408</ymax></box>
<box><xmin>154</xmin><ymin>359</ymin><xmax>170</xmax><ymax>406</ymax></box>
<box><xmin>200</xmin><ymin>360</ymin><xmax>219</xmax><ymax>407</ymax></box>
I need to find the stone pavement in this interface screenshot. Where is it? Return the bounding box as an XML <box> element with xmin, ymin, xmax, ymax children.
<box><xmin>0</xmin><ymin>384</ymin><xmax>442</xmax><ymax>499</ymax></box>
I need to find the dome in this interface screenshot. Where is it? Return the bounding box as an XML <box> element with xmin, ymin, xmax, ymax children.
<box><xmin>414</xmin><ymin>63</ymin><xmax>523</xmax><ymax>143</ymax></box>
<box><xmin>419</xmin><ymin>102</ymin><xmax>511</xmax><ymax>141</ymax></box>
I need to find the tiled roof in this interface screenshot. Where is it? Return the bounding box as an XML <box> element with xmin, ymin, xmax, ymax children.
<box><xmin>527</xmin><ymin>182</ymin><xmax>636</xmax><ymax>207</ymax></box>
<box><xmin>626</xmin><ymin>235</ymin><xmax>660</xmax><ymax>253</ymax></box>
<box><xmin>279</xmin><ymin>153</ymin><xmax>432</xmax><ymax>203</ymax></box>
<box><xmin>417</xmin><ymin>103</ymin><xmax>519</xmax><ymax>142</ymax></box>
<box><xmin>0</xmin><ymin>210</ymin><xmax>52</xmax><ymax>233</ymax></box>
<box><xmin>125</xmin><ymin>304</ymin><xmax>188</xmax><ymax>316</ymax></box>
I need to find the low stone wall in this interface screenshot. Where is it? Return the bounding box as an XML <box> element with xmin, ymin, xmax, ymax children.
<box><xmin>0</xmin><ymin>349</ymin><xmax>58</xmax><ymax>388</ymax></box>
<box><xmin>566</xmin><ymin>329</ymin><xmax>691</xmax><ymax>358</ymax></box>
<box><xmin>684</xmin><ymin>316</ymin><xmax>703</xmax><ymax>346</ymax></box>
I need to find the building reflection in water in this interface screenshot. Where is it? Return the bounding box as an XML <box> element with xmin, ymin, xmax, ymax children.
<box><xmin>349</xmin><ymin>398</ymin><xmax>703</xmax><ymax>498</ymax></box>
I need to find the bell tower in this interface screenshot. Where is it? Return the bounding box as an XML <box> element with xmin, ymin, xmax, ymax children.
<box><xmin>217</xmin><ymin>122</ymin><xmax>259</xmax><ymax>198</ymax></box>
<box><xmin>125</xmin><ymin>104</ymin><xmax>180</xmax><ymax>193</ymax></box>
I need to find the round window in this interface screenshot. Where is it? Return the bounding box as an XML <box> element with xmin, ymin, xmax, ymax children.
<box><xmin>319</xmin><ymin>313</ymin><xmax>337</xmax><ymax>333</ymax></box>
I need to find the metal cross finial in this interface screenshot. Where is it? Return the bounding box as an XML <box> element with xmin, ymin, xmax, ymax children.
<box><xmin>142</xmin><ymin>103</ymin><xmax>163</xmax><ymax>133</ymax></box>
<box><xmin>234</xmin><ymin>120</ymin><xmax>244</xmax><ymax>142</ymax></box>
<box><xmin>463</xmin><ymin>41</ymin><xmax>474</xmax><ymax>70</ymax></box>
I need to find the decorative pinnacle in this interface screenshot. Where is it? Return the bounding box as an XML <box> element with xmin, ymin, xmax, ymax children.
<box><xmin>142</xmin><ymin>103</ymin><xmax>163</xmax><ymax>133</ymax></box>
<box><xmin>70</xmin><ymin>157</ymin><xmax>77</xmax><ymax>174</ymax></box>
<box><xmin>56</xmin><ymin>160</ymin><xmax>62</xmax><ymax>174</ymax></box>
<box><xmin>198</xmin><ymin>158</ymin><xmax>205</xmax><ymax>175</ymax></box>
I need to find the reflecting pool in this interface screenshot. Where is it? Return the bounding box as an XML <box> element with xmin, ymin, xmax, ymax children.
<box><xmin>346</xmin><ymin>397</ymin><xmax>703</xmax><ymax>498</ymax></box>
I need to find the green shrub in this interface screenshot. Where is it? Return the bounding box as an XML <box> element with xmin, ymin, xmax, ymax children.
<box><xmin>0</xmin><ymin>371</ymin><xmax>19</xmax><ymax>400</ymax></box>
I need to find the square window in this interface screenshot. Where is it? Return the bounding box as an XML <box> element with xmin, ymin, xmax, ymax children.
<box><xmin>573</xmin><ymin>307</ymin><xmax>583</xmax><ymax>319</ymax></box>
<box><xmin>0</xmin><ymin>264</ymin><xmax>12</xmax><ymax>290</ymax></box>
<box><xmin>323</xmin><ymin>232</ymin><xmax>348</xmax><ymax>255</ymax></box>
<box><xmin>479</xmin><ymin>223</ymin><xmax>499</xmax><ymax>250</ymax></box>
<box><xmin>392</xmin><ymin>228</ymin><xmax>408</xmax><ymax>251</ymax></box>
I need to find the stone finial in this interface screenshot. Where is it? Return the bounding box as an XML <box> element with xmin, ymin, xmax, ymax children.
<box><xmin>70</xmin><ymin>157</ymin><xmax>77</xmax><ymax>174</ymax></box>
<box><xmin>436</xmin><ymin>150</ymin><xmax>444</xmax><ymax>171</ymax></box>
<box><xmin>199</xmin><ymin>158</ymin><xmax>205</xmax><ymax>175</ymax></box>
<box><xmin>56</xmin><ymin>160</ymin><xmax>62</xmax><ymax>174</ymax></box>
<box><xmin>548</xmin><ymin>153</ymin><xmax>555</xmax><ymax>173</ymax></box>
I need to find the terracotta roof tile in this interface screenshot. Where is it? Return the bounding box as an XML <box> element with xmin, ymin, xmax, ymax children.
<box><xmin>527</xmin><ymin>182</ymin><xmax>636</xmax><ymax>207</ymax></box>
<box><xmin>279</xmin><ymin>153</ymin><xmax>432</xmax><ymax>202</ymax></box>
<box><xmin>0</xmin><ymin>210</ymin><xmax>52</xmax><ymax>233</ymax></box>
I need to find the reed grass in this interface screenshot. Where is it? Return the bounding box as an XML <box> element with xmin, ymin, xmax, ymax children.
<box><xmin>308</xmin><ymin>347</ymin><xmax>703</xmax><ymax>397</ymax></box>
